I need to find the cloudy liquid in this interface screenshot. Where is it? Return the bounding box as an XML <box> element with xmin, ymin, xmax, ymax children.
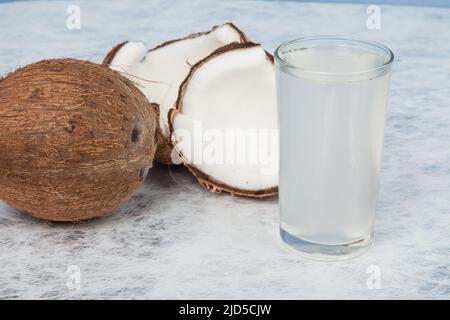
<box><xmin>277</xmin><ymin>46</ymin><xmax>391</xmax><ymax>251</ymax></box>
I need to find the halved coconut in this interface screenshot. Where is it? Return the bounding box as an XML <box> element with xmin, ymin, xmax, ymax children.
<box><xmin>169</xmin><ymin>43</ymin><xmax>279</xmax><ymax>198</ymax></box>
<box><xmin>103</xmin><ymin>23</ymin><xmax>249</xmax><ymax>164</ymax></box>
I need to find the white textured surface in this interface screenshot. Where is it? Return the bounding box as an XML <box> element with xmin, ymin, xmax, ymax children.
<box><xmin>0</xmin><ymin>0</ymin><xmax>449</xmax><ymax>299</ymax></box>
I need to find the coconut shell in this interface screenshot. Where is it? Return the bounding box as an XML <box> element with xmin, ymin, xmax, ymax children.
<box><xmin>150</xmin><ymin>103</ymin><xmax>174</xmax><ymax>165</ymax></box>
<box><xmin>169</xmin><ymin>42</ymin><xmax>278</xmax><ymax>198</ymax></box>
<box><xmin>102</xmin><ymin>22</ymin><xmax>250</xmax><ymax>165</ymax></box>
<box><xmin>0</xmin><ymin>59</ymin><xmax>158</xmax><ymax>221</ymax></box>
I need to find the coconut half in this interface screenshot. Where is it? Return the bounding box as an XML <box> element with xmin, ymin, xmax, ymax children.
<box><xmin>103</xmin><ymin>23</ymin><xmax>249</xmax><ymax>164</ymax></box>
<box><xmin>169</xmin><ymin>43</ymin><xmax>279</xmax><ymax>198</ymax></box>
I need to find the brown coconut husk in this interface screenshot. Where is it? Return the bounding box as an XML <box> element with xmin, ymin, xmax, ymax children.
<box><xmin>103</xmin><ymin>41</ymin><xmax>128</xmax><ymax>66</ymax></box>
<box><xmin>0</xmin><ymin>59</ymin><xmax>158</xmax><ymax>221</ymax></box>
<box><xmin>146</xmin><ymin>22</ymin><xmax>250</xmax><ymax>54</ymax></box>
<box><xmin>169</xmin><ymin>42</ymin><xmax>278</xmax><ymax>198</ymax></box>
<box><xmin>150</xmin><ymin>103</ymin><xmax>174</xmax><ymax>165</ymax></box>
<box><xmin>102</xmin><ymin>22</ymin><xmax>250</xmax><ymax>165</ymax></box>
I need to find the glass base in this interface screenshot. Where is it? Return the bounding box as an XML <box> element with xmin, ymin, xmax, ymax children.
<box><xmin>280</xmin><ymin>228</ymin><xmax>372</xmax><ymax>261</ymax></box>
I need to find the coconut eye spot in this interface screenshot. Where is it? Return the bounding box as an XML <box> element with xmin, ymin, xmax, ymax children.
<box><xmin>65</xmin><ymin>124</ymin><xmax>76</xmax><ymax>133</ymax></box>
<box><xmin>131</xmin><ymin>127</ymin><xmax>141</xmax><ymax>143</ymax></box>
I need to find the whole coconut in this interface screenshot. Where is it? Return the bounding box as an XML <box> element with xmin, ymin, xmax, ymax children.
<box><xmin>0</xmin><ymin>59</ymin><xmax>158</xmax><ymax>221</ymax></box>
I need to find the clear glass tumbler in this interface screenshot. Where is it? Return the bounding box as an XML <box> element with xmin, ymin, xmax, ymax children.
<box><xmin>275</xmin><ymin>36</ymin><xmax>394</xmax><ymax>261</ymax></box>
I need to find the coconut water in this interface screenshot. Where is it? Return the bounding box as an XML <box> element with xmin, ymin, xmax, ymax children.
<box><xmin>277</xmin><ymin>45</ymin><xmax>391</xmax><ymax>253</ymax></box>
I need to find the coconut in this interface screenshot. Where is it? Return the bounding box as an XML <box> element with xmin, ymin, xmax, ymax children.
<box><xmin>103</xmin><ymin>22</ymin><xmax>249</xmax><ymax>164</ymax></box>
<box><xmin>0</xmin><ymin>59</ymin><xmax>158</xmax><ymax>222</ymax></box>
<box><xmin>169</xmin><ymin>43</ymin><xmax>279</xmax><ymax>198</ymax></box>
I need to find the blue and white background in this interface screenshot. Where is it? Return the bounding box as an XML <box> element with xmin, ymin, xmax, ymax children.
<box><xmin>0</xmin><ymin>0</ymin><xmax>449</xmax><ymax>299</ymax></box>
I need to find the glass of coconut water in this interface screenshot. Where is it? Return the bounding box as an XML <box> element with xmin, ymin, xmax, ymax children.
<box><xmin>275</xmin><ymin>36</ymin><xmax>394</xmax><ymax>261</ymax></box>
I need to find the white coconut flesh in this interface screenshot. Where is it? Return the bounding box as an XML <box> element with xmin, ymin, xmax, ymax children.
<box><xmin>107</xmin><ymin>23</ymin><xmax>246</xmax><ymax>137</ymax></box>
<box><xmin>170</xmin><ymin>44</ymin><xmax>279</xmax><ymax>194</ymax></box>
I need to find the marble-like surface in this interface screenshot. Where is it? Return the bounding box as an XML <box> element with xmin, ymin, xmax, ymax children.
<box><xmin>0</xmin><ymin>0</ymin><xmax>449</xmax><ymax>299</ymax></box>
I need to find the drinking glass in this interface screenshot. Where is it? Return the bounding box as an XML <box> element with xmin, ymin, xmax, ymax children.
<box><xmin>275</xmin><ymin>36</ymin><xmax>394</xmax><ymax>261</ymax></box>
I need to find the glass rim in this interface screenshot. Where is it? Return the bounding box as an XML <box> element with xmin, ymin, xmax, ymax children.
<box><xmin>274</xmin><ymin>35</ymin><xmax>394</xmax><ymax>77</ymax></box>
